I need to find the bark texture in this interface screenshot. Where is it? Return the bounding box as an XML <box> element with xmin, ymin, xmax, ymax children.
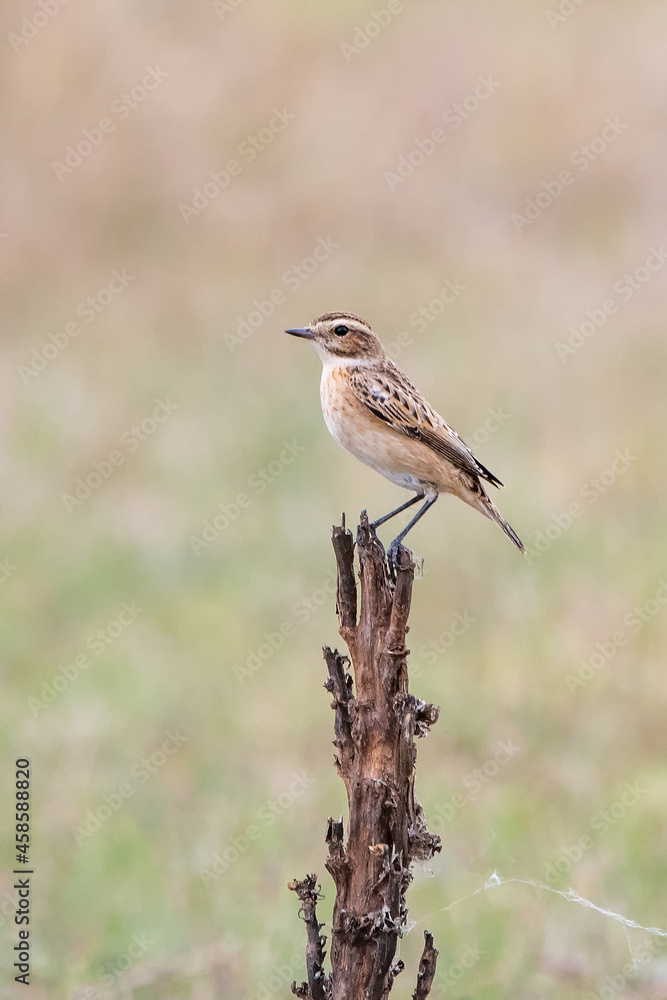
<box><xmin>290</xmin><ymin>512</ymin><xmax>440</xmax><ymax>999</ymax></box>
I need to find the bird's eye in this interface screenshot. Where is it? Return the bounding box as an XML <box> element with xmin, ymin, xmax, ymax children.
<box><xmin>334</xmin><ymin>325</ymin><xmax>349</xmax><ymax>336</ymax></box>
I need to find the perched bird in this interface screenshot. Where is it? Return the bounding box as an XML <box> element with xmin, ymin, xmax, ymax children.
<box><xmin>286</xmin><ymin>312</ymin><xmax>524</xmax><ymax>563</ymax></box>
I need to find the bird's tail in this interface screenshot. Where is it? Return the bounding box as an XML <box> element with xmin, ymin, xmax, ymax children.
<box><xmin>474</xmin><ymin>490</ymin><xmax>526</xmax><ymax>555</ymax></box>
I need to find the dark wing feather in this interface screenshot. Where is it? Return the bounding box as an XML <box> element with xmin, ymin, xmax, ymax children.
<box><xmin>348</xmin><ymin>364</ymin><xmax>503</xmax><ymax>488</ymax></box>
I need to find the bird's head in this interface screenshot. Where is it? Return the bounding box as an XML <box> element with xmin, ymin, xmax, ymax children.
<box><xmin>286</xmin><ymin>312</ymin><xmax>385</xmax><ymax>364</ymax></box>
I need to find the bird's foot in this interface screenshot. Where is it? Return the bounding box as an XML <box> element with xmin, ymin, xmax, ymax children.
<box><xmin>387</xmin><ymin>537</ymin><xmax>404</xmax><ymax>580</ymax></box>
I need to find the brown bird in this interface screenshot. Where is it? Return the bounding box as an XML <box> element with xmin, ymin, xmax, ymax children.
<box><xmin>286</xmin><ymin>312</ymin><xmax>524</xmax><ymax>563</ymax></box>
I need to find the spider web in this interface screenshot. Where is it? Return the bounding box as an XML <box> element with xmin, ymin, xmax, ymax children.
<box><xmin>404</xmin><ymin>869</ymin><xmax>667</xmax><ymax>970</ymax></box>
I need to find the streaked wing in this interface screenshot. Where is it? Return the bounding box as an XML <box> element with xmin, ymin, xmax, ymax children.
<box><xmin>348</xmin><ymin>364</ymin><xmax>503</xmax><ymax>488</ymax></box>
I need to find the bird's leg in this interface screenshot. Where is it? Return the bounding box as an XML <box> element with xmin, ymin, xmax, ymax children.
<box><xmin>387</xmin><ymin>496</ymin><xmax>438</xmax><ymax>571</ymax></box>
<box><xmin>371</xmin><ymin>493</ymin><xmax>424</xmax><ymax>530</ymax></box>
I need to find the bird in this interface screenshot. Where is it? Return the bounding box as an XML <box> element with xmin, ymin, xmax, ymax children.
<box><xmin>286</xmin><ymin>312</ymin><xmax>524</xmax><ymax>564</ymax></box>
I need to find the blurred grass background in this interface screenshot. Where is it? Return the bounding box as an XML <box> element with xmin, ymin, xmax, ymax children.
<box><xmin>1</xmin><ymin>0</ymin><xmax>667</xmax><ymax>997</ymax></box>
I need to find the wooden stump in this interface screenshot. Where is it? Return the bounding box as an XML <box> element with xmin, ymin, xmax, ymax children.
<box><xmin>290</xmin><ymin>512</ymin><xmax>440</xmax><ymax>999</ymax></box>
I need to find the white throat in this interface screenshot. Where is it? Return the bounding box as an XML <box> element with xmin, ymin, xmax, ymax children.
<box><xmin>312</xmin><ymin>342</ymin><xmax>372</xmax><ymax>370</ymax></box>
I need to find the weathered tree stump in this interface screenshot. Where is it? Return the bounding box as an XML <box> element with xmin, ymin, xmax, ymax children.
<box><xmin>289</xmin><ymin>512</ymin><xmax>441</xmax><ymax>999</ymax></box>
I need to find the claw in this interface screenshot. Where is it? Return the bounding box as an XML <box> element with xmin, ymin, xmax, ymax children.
<box><xmin>387</xmin><ymin>538</ymin><xmax>402</xmax><ymax>580</ymax></box>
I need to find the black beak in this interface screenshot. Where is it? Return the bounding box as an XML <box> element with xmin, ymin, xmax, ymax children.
<box><xmin>285</xmin><ymin>327</ymin><xmax>314</xmax><ymax>339</ymax></box>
